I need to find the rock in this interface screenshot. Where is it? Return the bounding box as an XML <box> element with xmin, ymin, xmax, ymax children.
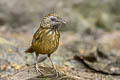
<box><xmin>75</xmin><ymin>31</ymin><xmax>120</xmax><ymax>74</ymax></box>
<box><xmin>7</xmin><ymin>66</ymin><xmax>66</xmax><ymax>80</ymax></box>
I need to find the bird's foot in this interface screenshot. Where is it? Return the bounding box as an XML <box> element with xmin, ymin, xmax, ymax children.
<box><xmin>55</xmin><ymin>70</ymin><xmax>60</xmax><ymax>78</ymax></box>
<box><xmin>51</xmin><ymin>67</ymin><xmax>59</xmax><ymax>78</ymax></box>
<box><xmin>35</xmin><ymin>64</ymin><xmax>45</xmax><ymax>76</ymax></box>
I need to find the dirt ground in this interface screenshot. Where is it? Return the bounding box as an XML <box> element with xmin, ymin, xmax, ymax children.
<box><xmin>0</xmin><ymin>26</ymin><xmax>120</xmax><ymax>80</ymax></box>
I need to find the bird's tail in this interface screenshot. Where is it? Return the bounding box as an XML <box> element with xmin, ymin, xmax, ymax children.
<box><xmin>25</xmin><ymin>46</ymin><xmax>34</xmax><ymax>53</ymax></box>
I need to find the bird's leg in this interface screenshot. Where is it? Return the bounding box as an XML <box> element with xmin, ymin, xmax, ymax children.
<box><xmin>48</xmin><ymin>56</ymin><xmax>55</xmax><ymax>70</ymax></box>
<box><xmin>35</xmin><ymin>54</ymin><xmax>44</xmax><ymax>75</ymax></box>
<box><xmin>48</xmin><ymin>55</ymin><xmax>59</xmax><ymax>77</ymax></box>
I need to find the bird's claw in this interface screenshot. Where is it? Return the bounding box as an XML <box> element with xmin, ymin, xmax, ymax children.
<box><xmin>51</xmin><ymin>68</ymin><xmax>59</xmax><ymax>78</ymax></box>
<box><xmin>35</xmin><ymin>64</ymin><xmax>45</xmax><ymax>76</ymax></box>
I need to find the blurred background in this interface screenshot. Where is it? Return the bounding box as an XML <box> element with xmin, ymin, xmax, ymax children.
<box><xmin>0</xmin><ymin>0</ymin><xmax>120</xmax><ymax>79</ymax></box>
<box><xmin>1</xmin><ymin>0</ymin><xmax>120</xmax><ymax>32</ymax></box>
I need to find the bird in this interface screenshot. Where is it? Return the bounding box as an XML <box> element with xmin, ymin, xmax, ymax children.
<box><xmin>25</xmin><ymin>13</ymin><xmax>66</xmax><ymax>74</ymax></box>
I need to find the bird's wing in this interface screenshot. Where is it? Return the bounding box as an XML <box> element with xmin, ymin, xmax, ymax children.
<box><xmin>32</xmin><ymin>28</ymin><xmax>43</xmax><ymax>44</ymax></box>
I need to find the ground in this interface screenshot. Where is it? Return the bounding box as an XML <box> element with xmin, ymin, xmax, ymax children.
<box><xmin>0</xmin><ymin>27</ymin><xmax>120</xmax><ymax>80</ymax></box>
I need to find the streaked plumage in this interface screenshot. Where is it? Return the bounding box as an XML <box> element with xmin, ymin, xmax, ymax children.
<box><xmin>32</xmin><ymin>28</ymin><xmax>60</xmax><ymax>54</ymax></box>
<box><xmin>25</xmin><ymin>13</ymin><xmax>66</xmax><ymax>74</ymax></box>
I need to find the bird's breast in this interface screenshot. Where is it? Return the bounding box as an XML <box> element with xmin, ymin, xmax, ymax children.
<box><xmin>32</xmin><ymin>29</ymin><xmax>60</xmax><ymax>54</ymax></box>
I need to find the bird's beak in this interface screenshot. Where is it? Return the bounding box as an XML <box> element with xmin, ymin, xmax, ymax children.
<box><xmin>59</xmin><ymin>18</ymin><xmax>66</xmax><ymax>24</ymax></box>
<box><xmin>62</xmin><ymin>19</ymin><xmax>66</xmax><ymax>24</ymax></box>
<box><xmin>62</xmin><ymin>20</ymin><xmax>66</xmax><ymax>24</ymax></box>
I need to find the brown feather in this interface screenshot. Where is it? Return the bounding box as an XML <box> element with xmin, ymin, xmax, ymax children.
<box><xmin>25</xmin><ymin>46</ymin><xmax>34</xmax><ymax>53</ymax></box>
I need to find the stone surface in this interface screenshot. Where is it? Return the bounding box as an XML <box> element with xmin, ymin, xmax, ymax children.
<box><xmin>75</xmin><ymin>32</ymin><xmax>120</xmax><ymax>75</ymax></box>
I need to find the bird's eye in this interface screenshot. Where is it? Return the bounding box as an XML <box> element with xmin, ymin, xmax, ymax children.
<box><xmin>51</xmin><ymin>18</ymin><xmax>56</xmax><ymax>21</ymax></box>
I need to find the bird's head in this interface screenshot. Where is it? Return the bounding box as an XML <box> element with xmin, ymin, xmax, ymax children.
<box><xmin>40</xmin><ymin>13</ymin><xmax>66</xmax><ymax>30</ymax></box>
